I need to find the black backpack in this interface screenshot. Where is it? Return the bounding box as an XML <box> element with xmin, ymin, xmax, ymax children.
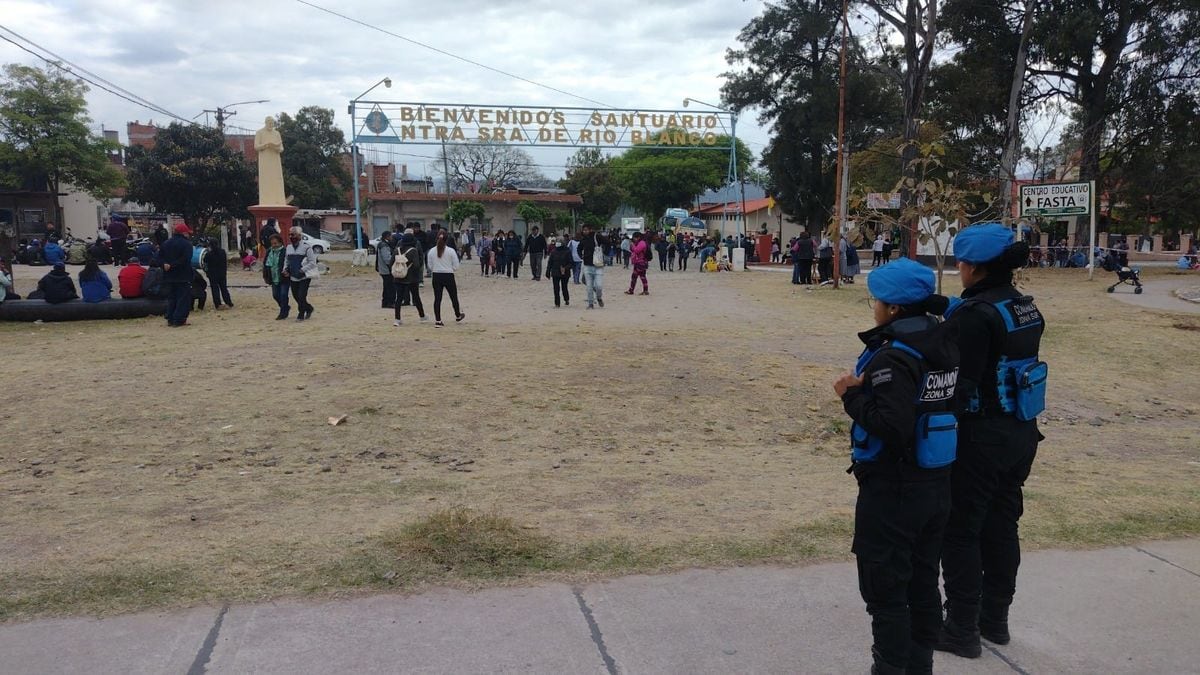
<box><xmin>141</xmin><ymin>267</ymin><xmax>165</xmax><ymax>298</ymax></box>
<box><xmin>645</xmin><ymin>242</ymin><xmax>653</xmax><ymax>262</ymax></box>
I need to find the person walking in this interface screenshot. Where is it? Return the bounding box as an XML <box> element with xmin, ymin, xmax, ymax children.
<box><xmin>478</xmin><ymin>232</ymin><xmax>493</xmax><ymax>276</ymax></box>
<box><xmin>547</xmin><ymin>237</ymin><xmax>573</xmax><ymax>307</ymax></box>
<box><xmin>569</xmin><ymin>233</ymin><xmax>583</xmax><ymax>284</ymax></box>
<box><xmin>525</xmin><ymin>226</ymin><xmax>547</xmax><ymax>281</ymax></box>
<box><xmin>283</xmin><ymin>226</ymin><xmax>317</xmax><ymax>321</ymax></box>
<box><xmin>492</xmin><ymin>231</ymin><xmax>507</xmax><ymax>280</ymax></box>
<box><xmin>833</xmin><ymin>257</ymin><xmax>960</xmax><ymax>675</ymax></box>
<box><xmin>393</xmin><ymin>233</ymin><xmax>427</xmax><ymax>325</ymax></box>
<box><xmin>205</xmin><ymin>239</ymin><xmax>233</xmax><ymax>309</ymax></box>
<box><xmin>625</xmin><ymin>231</ymin><xmax>650</xmax><ymax>295</ymax></box>
<box><xmin>426</xmin><ymin>231</ymin><xmax>465</xmax><ymax>327</ymax></box>
<box><xmin>936</xmin><ymin>224</ymin><xmax>1045</xmax><ymax>659</ymax></box>
<box><xmin>262</xmin><ymin>233</ymin><xmax>289</xmax><ymax>320</ymax></box>
<box><xmin>620</xmin><ymin>235</ymin><xmax>632</xmax><ymax>269</ymax></box>
<box><xmin>375</xmin><ymin>231</ymin><xmax>396</xmax><ymax>308</ymax></box>
<box><xmin>578</xmin><ymin>224</ymin><xmax>607</xmax><ymax>309</ymax></box>
<box><xmin>872</xmin><ymin>234</ymin><xmax>885</xmax><ymax>267</ymax></box>
<box><xmin>881</xmin><ymin>236</ymin><xmax>893</xmax><ymax>264</ymax></box>
<box><xmin>503</xmin><ymin>231</ymin><xmax>522</xmax><ymax>279</ymax></box>
<box><xmin>160</xmin><ymin>224</ymin><xmax>194</xmax><ymax>327</ymax></box>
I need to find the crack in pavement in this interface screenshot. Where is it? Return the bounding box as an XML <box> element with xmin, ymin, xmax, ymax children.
<box><xmin>573</xmin><ymin>588</ymin><xmax>618</xmax><ymax>675</ymax></box>
<box><xmin>186</xmin><ymin>605</ymin><xmax>227</xmax><ymax>675</ymax></box>
<box><xmin>1136</xmin><ymin>547</ymin><xmax>1200</xmax><ymax>579</ymax></box>
<box><xmin>984</xmin><ymin>642</ymin><xmax>1032</xmax><ymax>675</ymax></box>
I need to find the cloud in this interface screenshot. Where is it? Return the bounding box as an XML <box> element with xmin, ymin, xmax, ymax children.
<box><xmin>0</xmin><ymin>0</ymin><xmax>773</xmax><ymax>174</ymax></box>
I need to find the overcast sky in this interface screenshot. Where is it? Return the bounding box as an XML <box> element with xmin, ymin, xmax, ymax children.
<box><xmin>0</xmin><ymin>0</ymin><xmax>774</xmax><ymax>179</ymax></box>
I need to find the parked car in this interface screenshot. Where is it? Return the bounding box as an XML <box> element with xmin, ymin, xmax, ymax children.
<box><xmin>302</xmin><ymin>233</ymin><xmax>331</xmax><ymax>254</ymax></box>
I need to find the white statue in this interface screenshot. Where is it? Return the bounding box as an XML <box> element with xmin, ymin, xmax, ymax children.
<box><xmin>254</xmin><ymin>116</ymin><xmax>288</xmax><ymax>206</ymax></box>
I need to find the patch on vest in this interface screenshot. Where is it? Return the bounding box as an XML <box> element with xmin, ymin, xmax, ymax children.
<box><xmin>1000</xmin><ymin>298</ymin><xmax>1043</xmax><ymax>331</ymax></box>
<box><xmin>919</xmin><ymin>368</ymin><xmax>959</xmax><ymax>402</ymax></box>
<box><xmin>871</xmin><ymin>368</ymin><xmax>893</xmax><ymax>387</ymax></box>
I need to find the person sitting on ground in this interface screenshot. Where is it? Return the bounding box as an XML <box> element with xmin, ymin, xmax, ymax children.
<box><xmin>241</xmin><ymin>250</ymin><xmax>257</xmax><ymax>270</ymax></box>
<box><xmin>78</xmin><ymin>258</ymin><xmax>113</xmax><ymax>303</ymax></box>
<box><xmin>36</xmin><ymin>262</ymin><xmax>78</xmax><ymax>304</ymax></box>
<box><xmin>42</xmin><ymin>239</ymin><xmax>66</xmax><ymax>267</ymax></box>
<box><xmin>118</xmin><ymin>255</ymin><xmax>149</xmax><ymax>299</ymax></box>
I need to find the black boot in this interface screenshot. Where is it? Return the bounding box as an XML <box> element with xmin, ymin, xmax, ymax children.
<box><xmin>980</xmin><ymin>602</ymin><xmax>1011</xmax><ymax>645</ymax></box>
<box><xmin>869</xmin><ymin>647</ymin><xmax>906</xmax><ymax>675</ymax></box>
<box><xmin>934</xmin><ymin>603</ymin><xmax>982</xmax><ymax>658</ymax></box>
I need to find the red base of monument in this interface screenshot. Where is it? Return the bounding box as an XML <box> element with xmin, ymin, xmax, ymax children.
<box><xmin>248</xmin><ymin>205</ymin><xmax>298</xmax><ymax>257</ymax></box>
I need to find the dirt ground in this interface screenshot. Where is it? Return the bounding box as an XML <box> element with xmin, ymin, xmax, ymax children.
<box><xmin>2</xmin><ymin>260</ymin><xmax>1198</xmax><ymax>619</ymax></box>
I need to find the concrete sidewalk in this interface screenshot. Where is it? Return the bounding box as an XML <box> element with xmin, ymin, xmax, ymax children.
<box><xmin>2</xmin><ymin>541</ymin><xmax>1197</xmax><ymax>674</ymax></box>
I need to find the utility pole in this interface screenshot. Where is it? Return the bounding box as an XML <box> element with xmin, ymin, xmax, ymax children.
<box><xmin>442</xmin><ymin>138</ymin><xmax>452</xmax><ymax>224</ymax></box>
<box><xmin>831</xmin><ymin>0</ymin><xmax>849</xmax><ymax>289</ymax></box>
<box><xmin>202</xmin><ymin>99</ymin><xmax>269</xmax><ymax>134</ymax></box>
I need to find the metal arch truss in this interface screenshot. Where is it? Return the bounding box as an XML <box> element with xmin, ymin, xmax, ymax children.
<box><xmin>348</xmin><ymin>101</ymin><xmax>735</xmax><ymax>152</ymax></box>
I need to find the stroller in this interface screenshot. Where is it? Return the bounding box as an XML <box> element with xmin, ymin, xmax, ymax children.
<box><xmin>1103</xmin><ymin>254</ymin><xmax>1143</xmax><ymax>294</ymax></box>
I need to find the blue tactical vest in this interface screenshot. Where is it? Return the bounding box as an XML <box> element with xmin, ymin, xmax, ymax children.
<box><xmin>850</xmin><ymin>340</ymin><xmax>959</xmax><ymax>470</ymax></box>
<box><xmin>946</xmin><ymin>292</ymin><xmax>1047</xmax><ymax>421</ymax></box>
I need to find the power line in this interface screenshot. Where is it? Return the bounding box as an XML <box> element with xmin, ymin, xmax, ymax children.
<box><xmin>0</xmin><ymin>25</ymin><xmax>192</xmax><ymax>124</ymax></box>
<box><xmin>293</xmin><ymin>0</ymin><xmax>617</xmax><ymax>109</ymax></box>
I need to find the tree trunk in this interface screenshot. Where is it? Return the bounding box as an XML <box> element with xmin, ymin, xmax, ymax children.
<box><xmin>998</xmin><ymin>1</ymin><xmax>1036</xmax><ymax>222</ymax></box>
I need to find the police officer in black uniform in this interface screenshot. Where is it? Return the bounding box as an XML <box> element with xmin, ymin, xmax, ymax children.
<box><xmin>834</xmin><ymin>258</ymin><xmax>961</xmax><ymax>675</ymax></box>
<box><xmin>935</xmin><ymin>223</ymin><xmax>1045</xmax><ymax>658</ymax></box>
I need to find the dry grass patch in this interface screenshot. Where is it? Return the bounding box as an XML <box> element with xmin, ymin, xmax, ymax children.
<box><xmin>0</xmin><ymin>264</ymin><xmax>1197</xmax><ymax>619</ymax></box>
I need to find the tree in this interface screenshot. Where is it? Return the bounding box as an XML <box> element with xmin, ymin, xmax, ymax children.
<box><xmin>723</xmin><ymin>0</ymin><xmax>900</xmax><ymax>231</ymax></box>
<box><xmin>609</xmin><ymin>132</ymin><xmax>751</xmax><ymax>222</ymax></box>
<box><xmin>1028</xmin><ymin>0</ymin><xmax>1200</xmax><ymax>190</ymax></box>
<box><xmin>276</xmin><ymin>106</ymin><xmax>351</xmax><ymax>209</ymax></box>
<box><xmin>851</xmin><ymin>140</ymin><xmax>996</xmax><ymax>292</ymax></box>
<box><xmin>437</xmin><ymin>142</ymin><xmax>545</xmax><ymax>192</ymax></box>
<box><xmin>125</xmin><ymin>123</ymin><xmax>255</xmax><ymax>236</ymax></box>
<box><xmin>445</xmin><ymin>200</ymin><xmax>486</xmax><ymax>227</ymax></box>
<box><xmin>558</xmin><ymin>148</ymin><xmax>626</xmax><ymax>222</ymax></box>
<box><xmin>516</xmin><ymin>201</ymin><xmax>551</xmax><ymax>227</ymax></box>
<box><xmin>861</xmin><ymin>0</ymin><xmax>942</xmax><ymax>253</ymax></box>
<box><xmin>0</xmin><ymin>63</ymin><xmax>124</xmax><ymax>224</ymax></box>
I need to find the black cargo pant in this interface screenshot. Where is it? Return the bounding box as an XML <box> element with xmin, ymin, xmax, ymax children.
<box><xmin>941</xmin><ymin>417</ymin><xmax>1039</xmax><ymax>625</ymax></box>
<box><xmin>853</xmin><ymin>473</ymin><xmax>950</xmax><ymax>673</ymax></box>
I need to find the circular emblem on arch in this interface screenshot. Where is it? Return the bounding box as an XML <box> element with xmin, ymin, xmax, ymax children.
<box><xmin>365</xmin><ymin>110</ymin><xmax>389</xmax><ymax>134</ymax></box>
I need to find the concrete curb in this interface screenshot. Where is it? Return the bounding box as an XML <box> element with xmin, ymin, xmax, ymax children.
<box><xmin>2</xmin><ymin>540</ymin><xmax>1197</xmax><ymax>674</ymax></box>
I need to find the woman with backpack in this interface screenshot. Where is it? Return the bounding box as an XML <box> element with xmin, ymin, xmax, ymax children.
<box><xmin>426</xmin><ymin>231</ymin><xmax>465</xmax><ymax>327</ymax></box>
<box><xmin>393</xmin><ymin>233</ymin><xmax>426</xmax><ymax>326</ymax></box>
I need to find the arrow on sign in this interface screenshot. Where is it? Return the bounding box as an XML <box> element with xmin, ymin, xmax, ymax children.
<box><xmin>1025</xmin><ymin>197</ymin><xmax>1032</xmax><ymax>207</ymax></box>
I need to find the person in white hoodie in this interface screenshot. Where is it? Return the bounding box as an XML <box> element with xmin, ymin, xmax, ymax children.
<box><xmin>426</xmin><ymin>231</ymin><xmax>466</xmax><ymax>327</ymax></box>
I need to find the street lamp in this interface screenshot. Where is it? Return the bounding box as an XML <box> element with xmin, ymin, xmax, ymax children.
<box><xmin>350</xmin><ymin>77</ymin><xmax>391</xmax><ymax>250</ymax></box>
<box><xmin>683</xmin><ymin>98</ymin><xmax>748</xmax><ymax>248</ymax></box>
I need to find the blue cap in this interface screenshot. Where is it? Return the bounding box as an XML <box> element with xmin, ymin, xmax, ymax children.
<box><xmin>867</xmin><ymin>258</ymin><xmax>935</xmax><ymax>305</ymax></box>
<box><xmin>400</xmin><ymin>234</ymin><xmax>415</xmax><ymax>246</ymax></box>
<box><xmin>954</xmin><ymin>223</ymin><xmax>1014</xmax><ymax>264</ymax></box>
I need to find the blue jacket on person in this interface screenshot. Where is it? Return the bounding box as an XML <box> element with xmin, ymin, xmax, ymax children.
<box><xmin>80</xmin><ymin>270</ymin><xmax>112</xmax><ymax>303</ymax></box>
<box><xmin>504</xmin><ymin>236</ymin><xmax>522</xmax><ymax>258</ymax></box>
<box><xmin>160</xmin><ymin>233</ymin><xmax>194</xmax><ymax>283</ymax></box>
<box><xmin>43</xmin><ymin>241</ymin><xmax>66</xmax><ymax>266</ymax></box>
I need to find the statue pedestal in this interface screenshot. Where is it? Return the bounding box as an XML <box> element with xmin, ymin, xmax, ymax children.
<box><xmin>249</xmin><ymin>205</ymin><xmax>298</xmax><ymax>256</ymax></box>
